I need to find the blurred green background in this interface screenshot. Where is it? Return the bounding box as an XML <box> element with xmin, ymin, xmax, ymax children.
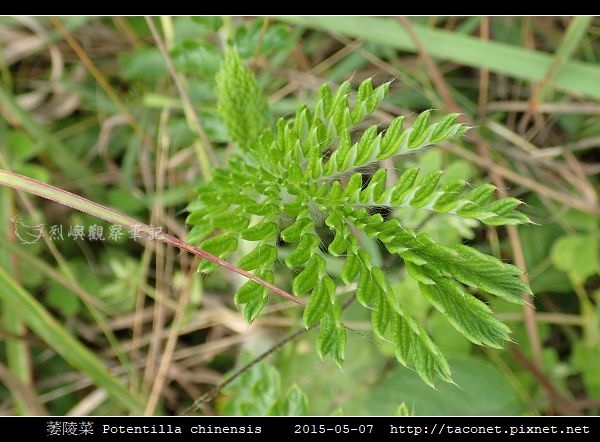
<box><xmin>0</xmin><ymin>16</ymin><xmax>599</xmax><ymax>416</ymax></box>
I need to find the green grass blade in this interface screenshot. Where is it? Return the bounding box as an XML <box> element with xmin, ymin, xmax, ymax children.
<box><xmin>0</xmin><ymin>86</ymin><xmax>100</xmax><ymax>197</ymax></box>
<box><xmin>0</xmin><ymin>168</ymin><xmax>147</xmax><ymax>232</ymax></box>
<box><xmin>277</xmin><ymin>16</ymin><xmax>600</xmax><ymax>100</ymax></box>
<box><xmin>536</xmin><ymin>16</ymin><xmax>593</xmax><ymax>101</ymax></box>
<box><xmin>0</xmin><ymin>186</ymin><xmax>33</xmax><ymax>414</ymax></box>
<box><xmin>0</xmin><ymin>267</ymin><xmax>145</xmax><ymax>414</ymax></box>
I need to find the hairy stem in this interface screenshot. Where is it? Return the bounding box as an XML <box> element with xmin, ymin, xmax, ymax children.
<box><xmin>0</xmin><ymin>169</ymin><xmax>303</xmax><ymax>307</ymax></box>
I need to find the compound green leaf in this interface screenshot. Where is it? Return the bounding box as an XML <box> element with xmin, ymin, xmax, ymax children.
<box><xmin>303</xmin><ymin>276</ymin><xmax>335</xmax><ymax>327</ymax></box>
<box><xmin>238</xmin><ymin>244</ymin><xmax>278</xmax><ymax>271</ymax></box>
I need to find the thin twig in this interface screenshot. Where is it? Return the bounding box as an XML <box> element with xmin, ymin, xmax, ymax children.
<box><xmin>485</xmin><ymin>101</ymin><xmax>600</xmax><ymax>114</ymax></box>
<box><xmin>49</xmin><ymin>17</ymin><xmax>154</xmax><ymax>151</ymax></box>
<box><xmin>509</xmin><ymin>345</ymin><xmax>578</xmax><ymax>416</ymax></box>
<box><xmin>179</xmin><ymin>295</ymin><xmax>357</xmax><ymax>416</ymax></box>
<box><xmin>478</xmin><ymin>18</ymin><xmax>490</xmax><ymax>112</ymax></box>
<box><xmin>143</xmin><ymin>108</ymin><xmax>171</xmax><ymax>403</ymax></box>
<box><xmin>145</xmin><ymin>16</ymin><xmax>217</xmax><ymax>181</ymax></box>
<box><xmin>178</xmin><ymin>324</ymin><xmax>316</xmax><ymax>416</ymax></box>
<box><xmin>145</xmin><ymin>257</ymin><xmax>199</xmax><ymax>414</ymax></box>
